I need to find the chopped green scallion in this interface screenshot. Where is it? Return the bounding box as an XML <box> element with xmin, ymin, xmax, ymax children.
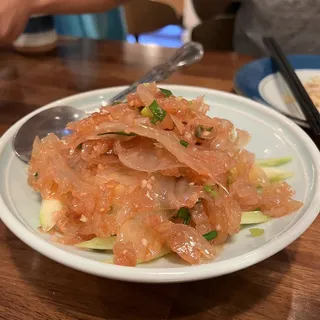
<box><xmin>177</xmin><ymin>207</ymin><xmax>191</xmax><ymax>225</ymax></box>
<box><xmin>203</xmin><ymin>230</ymin><xmax>218</xmax><ymax>241</ymax></box>
<box><xmin>141</xmin><ymin>106</ymin><xmax>153</xmax><ymax>118</ymax></box>
<box><xmin>160</xmin><ymin>88</ymin><xmax>173</xmax><ymax>97</ymax></box>
<box><xmin>195</xmin><ymin>125</ymin><xmax>204</xmax><ymax>139</ymax></box>
<box><xmin>34</xmin><ymin>172</ymin><xmax>39</xmax><ymax>178</ymax></box>
<box><xmin>180</xmin><ymin>140</ymin><xmax>189</xmax><ymax>147</ymax></box>
<box><xmin>203</xmin><ymin>185</ymin><xmax>217</xmax><ymax>198</ymax></box>
<box><xmin>149</xmin><ymin>100</ymin><xmax>167</xmax><ymax>124</ymax></box>
<box><xmin>195</xmin><ymin>125</ymin><xmax>213</xmax><ymax>138</ymax></box>
<box><xmin>77</xmin><ymin>143</ymin><xmax>83</xmax><ymax>150</ymax></box>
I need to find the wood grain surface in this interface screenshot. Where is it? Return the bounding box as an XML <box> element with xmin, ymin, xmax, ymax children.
<box><xmin>0</xmin><ymin>40</ymin><xmax>319</xmax><ymax>320</ymax></box>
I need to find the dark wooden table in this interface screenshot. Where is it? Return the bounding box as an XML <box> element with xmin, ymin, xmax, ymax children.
<box><xmin>0</xmin><ymin>40</ymin><xmax>319</xmax><ymax>320</ymax></box>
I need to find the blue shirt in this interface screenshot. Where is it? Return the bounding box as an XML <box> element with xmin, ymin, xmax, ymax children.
<box><xmin>54</xmin><ymin>7</ymin><xmax>127</xmax><ymax>41</ymax></box>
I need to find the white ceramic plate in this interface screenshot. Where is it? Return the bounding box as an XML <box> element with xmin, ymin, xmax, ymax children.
<box><xmin>0</xmin><ymin>85</ymin><xmax>319</xmax><ymax>283</ymax></box>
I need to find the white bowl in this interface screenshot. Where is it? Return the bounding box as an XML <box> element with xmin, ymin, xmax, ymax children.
<box><xmin>0</xmin><ymin>85</ymin><xmax>319</xmax><ymax>283</ymax></box>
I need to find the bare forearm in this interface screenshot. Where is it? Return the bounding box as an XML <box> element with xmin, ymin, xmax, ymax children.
<box><xmin>32</xmin><ymin>0</ymin><xmax>128</xmax><ymax>14</ymax></box>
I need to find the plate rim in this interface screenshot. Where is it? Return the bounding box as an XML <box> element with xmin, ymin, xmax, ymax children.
<box><xmin>0</xmin><ymin>85</ymin><xmax>319</xmax><ymax>283</ymax></box>
<box><xmin>233</xmin><ymin>54</ymin><xmax>320</xmax><ymax>126</ymax></box>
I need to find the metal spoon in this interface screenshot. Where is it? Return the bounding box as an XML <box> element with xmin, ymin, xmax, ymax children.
<box><xmin>107</xmin><ymin>41</ymin><xmax>203</xmax><ymax>104</ymax></box>
<box><xmin>13</xmin><ymin>42</ymin><xmax>204</xmax><ymax>163</ymax></box>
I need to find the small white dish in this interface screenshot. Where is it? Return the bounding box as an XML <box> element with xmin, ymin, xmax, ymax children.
<box><xmin>0</xmin><ymin>85</ymin><xmax>319</xmax><ymax>283</ymax></box>
<box><xmin>234</xmin><ymin>55</ymin><xmax>320</xmax><ymax>127</ymax></box>
<box><xmin>259</xmin><ymin>69</ymin><xmax>320</xmax><ymax>122</ymax></box>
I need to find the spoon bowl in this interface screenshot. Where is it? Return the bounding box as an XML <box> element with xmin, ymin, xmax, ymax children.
<box><xmin>13</xmin><ymin>106</ymin><xmax>86</xmax><ymax>163</ymax></box>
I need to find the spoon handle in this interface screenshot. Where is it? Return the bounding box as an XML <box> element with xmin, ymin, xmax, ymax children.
<box><xmin>107</xmin><ymin>42</ymin><xmax>203</xmax><ymax>104</ymax></box>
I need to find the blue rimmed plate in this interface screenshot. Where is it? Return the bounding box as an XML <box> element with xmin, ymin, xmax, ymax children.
<box><xmin>234</xmin><ymin>55</ymin><xmax>320</xmax><ymax>127</ymax></box>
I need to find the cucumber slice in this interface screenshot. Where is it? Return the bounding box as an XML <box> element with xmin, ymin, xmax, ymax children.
<box><xmin>137</xmin><ymin>246</ymin><xmax>172</xmax><ymax>264</ymax></box>
<box><xmin>76</xmin><ymin>236</ymin><xmax>116</xmax><ymax>250</ymax></box>
<box><xmin>241</xmin><ymin>211</ymin><xmax>270</xmax><ymax>225</ymax></box>
<box><xmin>262</xmin><ymin>167</ymin><xmax>293</xmax><ymax>183</ymax></box>
<box><xmin>255</xmin><ymin>157</ymin><xmax>292</xmax><ymax>167</ymax></box>
<box><xmin>40</xmin><ymin>199</ymin><xmax>62</xmax><ymax>232</ymax></box>
<box><xmin>249</xmin><ymin>228</ymin><xmax>264</xmax><ymax>237</ymax></box>
<box><xmin>104</xmin><ymin>246</ymin><xmax>172</xmax><ymax>265</ymax></box>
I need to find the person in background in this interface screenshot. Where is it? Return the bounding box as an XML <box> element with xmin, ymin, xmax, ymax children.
<box><xmin>0</xmin><ymin>0</ymin><xmax>129</xmax><ymax>45</ymax></box>
<box><xmin>182</xmin><ymin>0</ymin><xmax>241</xmax><ymax>49</ymax></box>
<box><xmin>183</xmin><ymin>0</ymin><xmax>319</xmax><ymax>56</ymax></box>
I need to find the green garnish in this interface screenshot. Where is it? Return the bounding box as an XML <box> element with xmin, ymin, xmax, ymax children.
<box><xmin>255</xmin><ymin>157</ymin><xmax>292</xmax><ymax>167</ymax></box>
<box><xmin>203</xmin><ymin>185</ymin><xmax>217</xmax><ymax>198</ymax></box>
<box><xmin>149</xmin><ymin>100</ymin><xmax>167</xmax><ymax>124</ymax></box>
<box><xmin>195</xmin><ymin>125</ymin><xmax>204</xmax><ymax>139</ymax></box>
<box><xmin>111</xmin><ymin>101</ymin><xmax>122</xmax><ymax>105</ymax></box>
<box><xmin>97</xmin><ymin>131</ymin><xmax>136</xmax><ymax>136</ymax></box>
<box><xmin>203</xmin><ymin>230</ymin><xmax>218</xmax><ymax>241</ymax></box>
<box><xmin>34</xmin><ymin>172</ymin><xmax>39</xmax><ymax>178</ymax></box>
<box><xmin>160</xmin><ymin>88</ymin><xmax>173</xmax><ymax>97</ymax></box>
<box><xmin>180</xmin><ymin>140</ymin><xmax>189</xmax><ymax>147</ymax></box>
<box><xmin>195</xmin><ymin>125</ymin><xmax>212</xmax><ymax>139</ymax></box>
<box><xmin>141</xmin><ymin>106</ymin><xmax>153</xmax><ymax>118</ymax></box>
<box><xmin>249</xmin><ymin>228</ymin><xmax>264</xmax><ymax>237</ymax></box>
<box><xmin>77</xmin><ymin>143</ymin><xmax>83</xmax><ymax>150</ymax></box>
<box><xmin>177</xmin><ymin>207</ymin><xmax>191</xmax><ymax>225</ymax></box>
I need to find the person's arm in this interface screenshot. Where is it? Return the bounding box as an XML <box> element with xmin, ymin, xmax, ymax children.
<box><xmin>32</xmin><ymin>0</ymin><xmax>128</xmax><ymax>14</ymax></box>
<box><xmin>0</xmin><ymin>0</ymin><xmax>128</xmax><ymax>44</ymax></box>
